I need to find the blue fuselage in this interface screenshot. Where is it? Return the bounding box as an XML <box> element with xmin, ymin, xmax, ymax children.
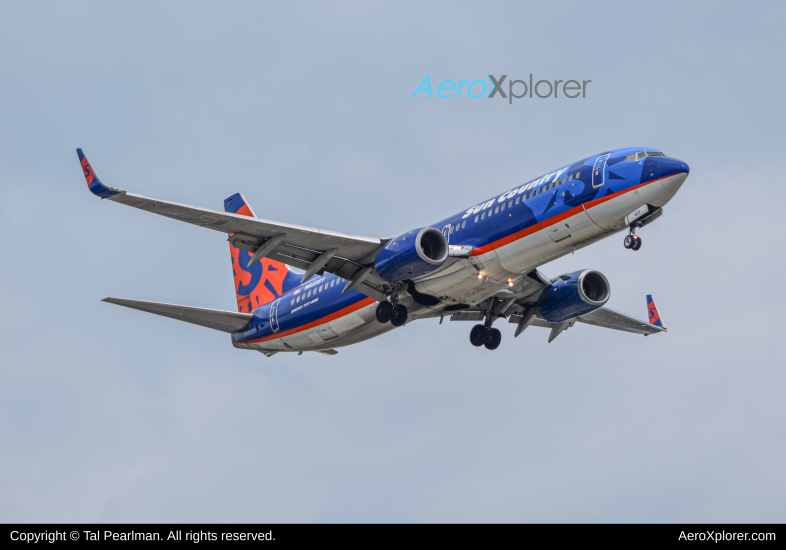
<box><xmin>233</xmin><ymin>146</ymin><xmax>689</xmax><ymax>350</ymax></box>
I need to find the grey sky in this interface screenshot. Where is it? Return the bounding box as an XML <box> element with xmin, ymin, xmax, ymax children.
<box><xmin>1</xmin><ymin>1</ymin><xmax>784</xmax><ymax>522</ymax></box>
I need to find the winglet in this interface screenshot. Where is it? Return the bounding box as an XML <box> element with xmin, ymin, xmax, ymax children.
<box><xmin>76</xmin><ymin>148</ymin><xmax>121</xmax><ymax>198</ymax></box>
<box><xmin>647</xmin><ymin>294</ymin><xmax>666</xmax><ymax>330</ymax></box>
<box><xmin>223</xmin><ymin>192</ymin><xmax>257</xmax><ymax>217</ymax></box>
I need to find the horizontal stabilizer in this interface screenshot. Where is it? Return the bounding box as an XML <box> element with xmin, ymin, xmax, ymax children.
<box><xmin>102</xmin><ymin>298</ymin><xmax>253</xmax><ymax>333</ymax></box>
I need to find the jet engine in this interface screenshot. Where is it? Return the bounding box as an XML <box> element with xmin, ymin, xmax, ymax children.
<box><xmin>537</xmin><ymin>269</ymin><xmax>610</xmax><ymax>322</ymax></box>
<box><xmin>375</xmin><ymin>227</ymin><xmax>449</xmax><ymax>282</ymax></box>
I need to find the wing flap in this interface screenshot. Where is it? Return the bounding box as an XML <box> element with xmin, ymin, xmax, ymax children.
<box><xmin>102</xmin><ymin>298</ymin><xmax>253</xmax><ymax>333</ymax></box>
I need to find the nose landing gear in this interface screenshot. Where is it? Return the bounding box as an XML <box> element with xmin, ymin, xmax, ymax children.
<box><xmin>623</xmin><ymin>233</ymin><xmax>642</xmax><ymax>251</ymax></box>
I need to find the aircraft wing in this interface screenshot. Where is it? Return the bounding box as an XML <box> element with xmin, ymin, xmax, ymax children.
<box><xmin>447</xmin><ymin>269</ymin><xmax>666</xmax><ymax>338</ymax></box>
<box><xmin>576</xmin><ymin>306</ymin><xmax>665</xmax><ymax>335</ymax></box>
<box><xmin>77</xmin><ymin>150</ymin><xmax>386</xmax><ymax>283</ymax></box>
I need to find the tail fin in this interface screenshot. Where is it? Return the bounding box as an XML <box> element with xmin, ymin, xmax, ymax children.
<box><xmin>224</xmin><ymin>193</ymin><xmax>300</xmax><ymax>313</ymax></box>
<box><xmin>646</xmin><ymin>294</ymin><xmax>665</xmax><ymax>329</ymax></box>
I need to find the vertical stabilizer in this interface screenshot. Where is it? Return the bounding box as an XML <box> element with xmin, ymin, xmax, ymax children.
<box><xmin>224</xmin><ymin>193</ymin><xmax>300</xmax><ymax>313</ymax></box>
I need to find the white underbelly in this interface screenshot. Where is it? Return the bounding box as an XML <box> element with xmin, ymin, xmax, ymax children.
<box><xmin>241</xmin><ymin>302</ymin><xmax>393</xmax><ymax>353</ymax></box>
<box><xmin>495</xmin><ymin>208</ymin><xmax>600</xmax><ymax>273</ymax></box>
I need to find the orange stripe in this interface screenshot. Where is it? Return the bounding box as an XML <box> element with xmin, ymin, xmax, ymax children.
<box><xmin>244</xmin><ymin>297</ymin><xmax>376</xmax><ymax>344</ymax></box>
<box><xmin>469</xmin><ymin>175</ymin><xmax>677</xmax><ymax>256</ymax></box>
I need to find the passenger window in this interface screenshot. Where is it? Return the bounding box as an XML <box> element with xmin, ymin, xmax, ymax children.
<box><xmin>474</xmin><ymin>215</ymin><xmax>479</xmax><ymax>222</ymax></box>
<box><xmin>456</xmin><ymin>223</ymin><xmax>460</xmax><ymax>232</ymax></box>
<box><xmin>481</xmin><ymin>212</ymin><xmax>486</xmax><ymax>220</ymax></box>
<box><xmin>462</xmin><ymin>220</ymin><xmax>466</xmax><ymax>228</ymax></box>
<box><xmin>296</xmin><ymin>295</ymin><xmax>300</xmax><ymax>303</ymax></box>
<box><xmin>307</xmin><ymin>290</ymin><xmax>312</xmax><ymax>298</ymax></box>
<box><xmin>508</xmin><ymin>200</ymin><xmax>513</xmax><ymax>208</ymax></box>
<box><xmin>562</xmin><ymin>178</ymin><xmax>566</xmax><ymax>185</ymax></box>
<box><xmin>515</xmin><ymin>197</ymin><xmax>520</xmax><ymax>204</ymax></box>
<box><xmin>494</xmin><ymin>206</ymin><xmax>499</xmax><ymax>214</ymax></box>
<box><xmin>575</xmin><ymin>172</ymin><xmax>580</xmax><ymax>178</ymax></box>
<box><xmin>319</xmin><ymin>285</ymin><xmax>323</xmax><ymax>292</ymax></box>
<box><xmin>500</xmin><ymin>203</ymin><xmax>505</xmax><ymax>211</ymax></box>
<box><xmin>291</xmin><ymin>299</ymin><xmax>295</xmax><ymax>306</ymax></box>
<box><xmin>568</xmin><ymin>174</ymin><xmax>573</xmax><ymax>181</ymax></box>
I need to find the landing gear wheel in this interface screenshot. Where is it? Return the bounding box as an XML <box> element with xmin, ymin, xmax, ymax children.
<box><xmin>469</xmin><ymin>324</ymin><xmax>487</xmax><ymax>347</ymax></box>
<box><xmin>624</xmin><ymin>235</ymin><xmax>634</xmax><ymax>249</ymax></box>
<box><xmin>390</xmin><ymin>304</ymin><xmax>408</xmax><ymax>327</ymax></box>
<box><xmin>375</xmin><ymin>301</ymin><xmax>393</xmax><ymax>323</ymax></box>
<box><xmin>631</xmin><ymin>236</ymin><xmax>642</xmax><ymax>251</ymax></box>
<box><xmin>484</xmin><ymin>328</ymin><xmax>502</xmax><ymax>350</ymax></box>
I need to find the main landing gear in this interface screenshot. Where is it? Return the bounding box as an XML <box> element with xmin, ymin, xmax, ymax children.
<box><xmin>376</xmin><ymin>301</ymin><xmax>408</xmax><ymax>326</ymax></box>
<box><xmin>623</xmin><ymin>233</ymin><xmax>642</xmax><ymax>251</ymax></box>
<box><xmin>470</xmin><ymin>324</ymin><xmax>502</xmax><ymax>350</ymax></box>
<box><xmin>376</xmin><ymin>284</ymin><xmax>408</xmax><ymax>327</ymax></box>
<box><xmin>467</xmin><ymin>296</ymin><xmax>509</xmax><ymax>350</ymax></box>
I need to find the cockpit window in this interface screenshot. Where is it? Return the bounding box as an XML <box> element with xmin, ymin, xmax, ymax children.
<box><xmin>625</xmin><ymin>150</ymin><xmax>667</xmax><ymax>161</ymax></box>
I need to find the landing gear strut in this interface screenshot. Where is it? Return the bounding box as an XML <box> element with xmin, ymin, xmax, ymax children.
<box><xmin>376</xmin><ymin>283</ymin><xmax>408</xmax><ymax>326</ymax></box>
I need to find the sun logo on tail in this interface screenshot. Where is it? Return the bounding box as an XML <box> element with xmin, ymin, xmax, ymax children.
<box><xmin>230</xmin><ymin>244</ymin><xmax>288</xmax><ymax>312</ymax></box>
<box><xmin>81</xmin><ymin>157</ymin><xmax>95</xmax><ymax>186</ymax></box>
<box><xmin>648</xmin><ymin>302</ymin><xmax>659</xmax><ymax>324</ymax></box>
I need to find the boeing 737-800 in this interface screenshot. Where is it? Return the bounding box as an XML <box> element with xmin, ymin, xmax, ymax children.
<box><xmin>78</xmin><ymin>147</ymin><xmax>685</xmax><ymax>356</ymax></box>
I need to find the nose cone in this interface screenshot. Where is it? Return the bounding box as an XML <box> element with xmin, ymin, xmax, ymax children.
<box><xmin>658</xmin><ymin>157</ymin><xmax>689</xmax><ymax>192</ymax></box>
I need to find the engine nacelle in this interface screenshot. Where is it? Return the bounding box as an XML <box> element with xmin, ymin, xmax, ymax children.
<box><xmin>374</xmin><ymin>227</ymin><xmax>449</xmax><ymax>282</ymax></box>
<box><xmin>537</xmin><ymin>269</ymin><xmax>611</xmax><ymax>323</ymax></box>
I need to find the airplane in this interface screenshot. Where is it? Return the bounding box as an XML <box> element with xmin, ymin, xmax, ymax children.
<box><xmin>77</xmin><ymin>146</ymin><xmax>686</xmax><ymax>356</ymax></box>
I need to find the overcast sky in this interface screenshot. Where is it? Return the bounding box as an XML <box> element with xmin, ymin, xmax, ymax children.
<box><xmin>1</xmin><ymin>1</ymin><xmax>784</xmax><ymax>522</ymax></box>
